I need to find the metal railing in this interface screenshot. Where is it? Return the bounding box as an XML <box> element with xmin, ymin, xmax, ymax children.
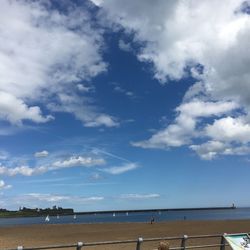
<box><xmin>3</xmin><ymin>232</ymin><xmax>249</xmax><ymax>250</ymax></box>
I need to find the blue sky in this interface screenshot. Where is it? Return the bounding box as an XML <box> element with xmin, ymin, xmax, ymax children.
<box><xmin>0</xmin><ymin>0</ymin><xmax>250</xmax><ymax>212</ymax></box>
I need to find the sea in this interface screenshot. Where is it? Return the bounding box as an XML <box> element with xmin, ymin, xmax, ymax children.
<box><xmin>1</xmin><ymin>208</ymin><xmax>250</xmax><ymax>227</ymax></box>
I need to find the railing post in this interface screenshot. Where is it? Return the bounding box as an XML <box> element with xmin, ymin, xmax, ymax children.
<box><xmin>76</xmin><ymin>241</ymin><xmax>83</xmax><ymax>250</ymax></box>
<box><xmin>17</xmin><ymin>246</ymin><xmax>23</xmax><ymax>250</ymax></box>
<box><xmin>220</xmin><ymin>234</ymin><xmax>226</xmax><ymax>250</ymax></box>
<box><xmin>136</xmin><ymin>237</ymin><xmax>143</xmax><ymax>250</ymax></box>
<box><xmin>181</xmin><ymin>235</ymin><xmax>188</xmax><ymax>250</ymax></box>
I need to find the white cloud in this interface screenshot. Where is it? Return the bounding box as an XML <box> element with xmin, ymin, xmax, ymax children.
<box><xmin>0</xmin><ymin>165</ymin><xmax>46</xmax><ymax>176</ymax></box>
<box><xmin>0</xmin><ymin>91</ymin><xmax>53</xmax><ymax>125</ymax></box>
<box><xmin>102</xmin><ymin>163</ymin><xmax>139</xmax><ymax>175</ymax></box>
<box><xmin>84</xmin><ymin>114</ymin><xmax>119</xmax><ymax>128</ymax></box>
<box><xmin>25</xmin><ymin>193</ymin><xmax>104</xmax><ymax>203</ymax></box>
<box><xmin>190</xmin><ymin>141</ymin><xmax>250</xmax><ymax>160</ymax></box>
<box><xmin>120</xmin><ymin>193</ymin><xmax>160</xmax><ymax>200</ymax></box>
<box><xmin>48</xmin><ymin>93</ymin><xmax>119</xmax><ymax>127</ymax></box>
<box><xmin>0</xmin><ymin>155</ymin><xmax>106</xmax><ymax>176</ymax></box>
<box><xmin>205</xmin><ymin>117</ymin><xmax>250</xmax><ymax>144</ymax></box>
<box><xmin>190</xmin><ymin>141</ymin><xmax>227</xmax><ymax>160</ymax></box>
<box><xmin>0</xmin><ymin>0</ymin><xmax>115</xmax><ymax>128</ymax></box>
<box><xmin>52</xmin><ymin>156</ymin><xmax>106</xmax><ymax>169</ymax></box>
<box><xmin>94</xmin><ymin>0</ymin><xmax>250</xmax><ymax>159</ymax></box>
<box><xmin>77</xmin><ymin>84</ymin><xmax>94</xmax><ymax>93</ymax></box>
<box><xmin>133</xmin><ymin>101</ymin><xmax>237</xmax><ymax>148</ymax></box>
<box><xmin>34</xmin><ymin>150</ymin><xmax>49</xmax><ymax>158</ymax></box>
<box><xmin>111</xmin><ymin>83</ymin><xmax>136</xmax><ymax>99</ymax></box>
<box><xmin>118</xmin><ymin>40</ymin><xmax>132</xmax><ymax>52</ymax></box>
<box><xmin>0</xmin><ymin>180</ymin><xmax>12</xmax><ymax>190</ymax></box>
<box><xmin>94</xmin><ymin>0</ymin><xmax>250</xmax><ymax>84</ymax></box>
<box><xmin>27</xmin><ymin>193</ymin><xmax>69</xmax><ymax>202</ymax></box>
<box><xmin>91</xmin><ymin>0</ymin><xmax>104</xmax><ymax>6</ymax></box>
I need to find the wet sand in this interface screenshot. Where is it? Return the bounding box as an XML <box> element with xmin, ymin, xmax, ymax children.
<box><xmin>1</xmin><ymin>220</ymin><xmax>250</xmax><ymax>250</ymax></box>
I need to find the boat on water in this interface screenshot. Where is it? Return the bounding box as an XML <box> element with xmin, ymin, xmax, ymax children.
<box><xmin>126</xmin><ymin>212</ymin><xmax>129</xmax><ymax>216</ymax></box>
<box><xmin>73</xmin><ymin>214</ymin><xmax>76</xmax><ymax>219</ymax></box>
<box><xmin>57</xmin><ymin>215</ymin><xmax>59</xmax><ymax>219</ymax></box>
<box><xmin>45</xmin><ymin>215</ymin><xmax>50</xmax><ymax>222</ymax></box>
<box><xmin>113</xmin><ymin>212</ymin><xmax>116</xmax><ymax>217</ymax></box>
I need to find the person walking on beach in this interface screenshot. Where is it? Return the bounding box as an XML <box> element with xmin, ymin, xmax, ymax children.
<box><xmin>150</xmin><ymin>216</ymin><xmax>155</xmax><ymax>224</ymax></box>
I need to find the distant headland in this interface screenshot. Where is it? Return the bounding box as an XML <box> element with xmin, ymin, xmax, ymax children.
<box><xmin>0</xmin><ymin>206</ymin><xmax>74</xmax><ymax>218</ymax></box>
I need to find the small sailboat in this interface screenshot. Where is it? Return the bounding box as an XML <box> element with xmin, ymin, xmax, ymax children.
<box><xmin>73</xmin><ymin>214</ymin><xmax>76</xmax><ymax>219</ymax></box>
<box><xmin>45</xmin><ymin>215</ymin><xmax>50</xmax><ymax>222</ymax></box>
<box><xmin>126</xmin><ymin>211</ymin><xmax>129</xmax><ymax>216</ymax></box>
<box><xmin>57</xmin><ymin>214</ymin><xmax>60</xmax><ymax>219</ymax></box>
<box><xmin>112</xmin><ymin>212</ymin><xmax>116</xmax><ymax>217</ymax></box>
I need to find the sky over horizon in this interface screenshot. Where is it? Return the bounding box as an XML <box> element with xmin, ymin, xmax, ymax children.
<box><xmin>0</xmin><ymin>0</ymin><xmax>250</xmax><ymax>212</ymax></box>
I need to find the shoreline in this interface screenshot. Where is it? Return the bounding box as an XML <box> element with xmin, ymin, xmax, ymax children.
<box><xmin>0</xmin><ymin>206</ymin><xmax>238</xmax><ymax>219</ymax></box>
<box><xmin>1</xmin><ymin>219</ymin><xmax>250</xmax><ymax>249</ymax></box>
<box><xmin>1</xmin><ymin>217</ymin><xmax>250</xmax><ymax>228</ymax></box>
<box><xmin>75</xmin><ymin>205</ymin><xmax>237</xmax><ymax>215</ymax></box>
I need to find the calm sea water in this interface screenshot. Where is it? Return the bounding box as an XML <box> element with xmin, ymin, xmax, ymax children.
<box><xmin>1</xmin><ymin>208</ymin><xmax>250</xmax><ymax>227</ymax></box>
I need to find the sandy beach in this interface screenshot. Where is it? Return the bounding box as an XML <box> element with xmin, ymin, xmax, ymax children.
<box><xmin>1</xmin><ymin>220</ymin><xmax>250</xmax><ymax>250</ymax></box>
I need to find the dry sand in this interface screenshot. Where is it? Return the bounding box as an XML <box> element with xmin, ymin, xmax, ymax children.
<box><xmin>1</xmin><ymin>220</ymin><xmax>250</xmax><ymax>250</ymax></box>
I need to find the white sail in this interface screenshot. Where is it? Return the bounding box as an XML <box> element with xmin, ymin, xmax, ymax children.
<box><xmin>45</xmin><ymin>215</ymin><xmax>50</xmax><ymax>222</ymax></box>
<box><xmin>73</xmin><ymin>214</ymin><xmax>76</xmax><ymax>219</ymax></box>
<box><xmin>126</xmin><ymin>212</ymin><xmax>129</xmax><ymax>216</ymax></box>
<box><xmin>113</xmin><ymin>212</ymin><xmax>116</xmax><ymax>217</ymax></box>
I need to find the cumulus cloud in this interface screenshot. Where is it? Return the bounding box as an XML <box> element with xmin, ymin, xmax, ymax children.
<box><xmin>93</xmin><ymin>0</ymin><xmax>250</xmax><ymax>159</ymax></box>
<box><xmin>0</xmin><ymin>165</ymin><xmax>46</xmax><ymax>176</ymax></box>
<box><xmin>190</xmin><ymin>141</ymin><xmax>228</xmax><ymax>160</ymax></box>
<box><xmin>34</xmin><ymin>150</ymin><xmax>49</xmax><ymax>158</ymax></box>
<box><xmin>0</xmin><ymin>155</ymin><xmax>106</xmax><ymax>176</ymax></box>
<box><xmin>0</xmin><ymin>92</ymin><xmax>53</xmax><ymax>125</ymax></box>
<box><xmin>205</xmin><ymin>117</ymin><xmax>250</xmax><ymax>144</ymax></box>
<box><xmin>190</xmin><ymin>141</ymin><xmax>250</xmax><ymax>160</ymax></box>
<box><xmin>0</xmin><ymin>180</ymin><xmax>12</xmax><ymax>190</ymax></box>
<box><xmin>0</xmin><ymin>0</ymin><xmax>116</xmax><ymax>128</ymax></box>
<box><xmin>102</xmin><ymin>163</ymin><xmax>139</xmax><ymax>175</ymax></box>
<box><xmin>120</xmin><ymin>193</ymin><xmax>160</xmax><ymax>200</ymax></box>
<box><xmin>133</xmin><ymin>101</ymin><xmax>237</xmax><ymax>148</ymax></box>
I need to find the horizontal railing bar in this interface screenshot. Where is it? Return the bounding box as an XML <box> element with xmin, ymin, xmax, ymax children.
<box><xmin>84</xmin><ymin>239</ymin><xmax>136</xmax><ymax>246</ymax></box>
<box><xmin>169</xmin><ymin>244</ymin><xmax>229</xmax><ymax>250</ymax></box>
<box><xmin>4</xmin><ymin>245</ymin><xmax>78</xmax><ymax>250</ymax></box>
<box><xmin>186</xmin><ymin>243</ymin><xmax>229</xmax><ymax>249</ymax></box>
<box><xmin>144</xmin><ymin>232</ymin><xmax>250</xmax><ymax>242</ymax></box>
<box><xmin>2</xmin><ymin>232</ymin><xmax>249</xmax><ymax>250</ymax></box>
<box><xmin>140</xmin><ymin>236</ymin><xmax>184</xmax><ymax>242</ymax></box>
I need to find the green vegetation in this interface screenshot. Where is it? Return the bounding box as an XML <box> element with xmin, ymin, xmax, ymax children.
<box><xmin>0</xmin><ymin>206</ymin><xmax>74</xmax><ymax>218</ymax></box>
